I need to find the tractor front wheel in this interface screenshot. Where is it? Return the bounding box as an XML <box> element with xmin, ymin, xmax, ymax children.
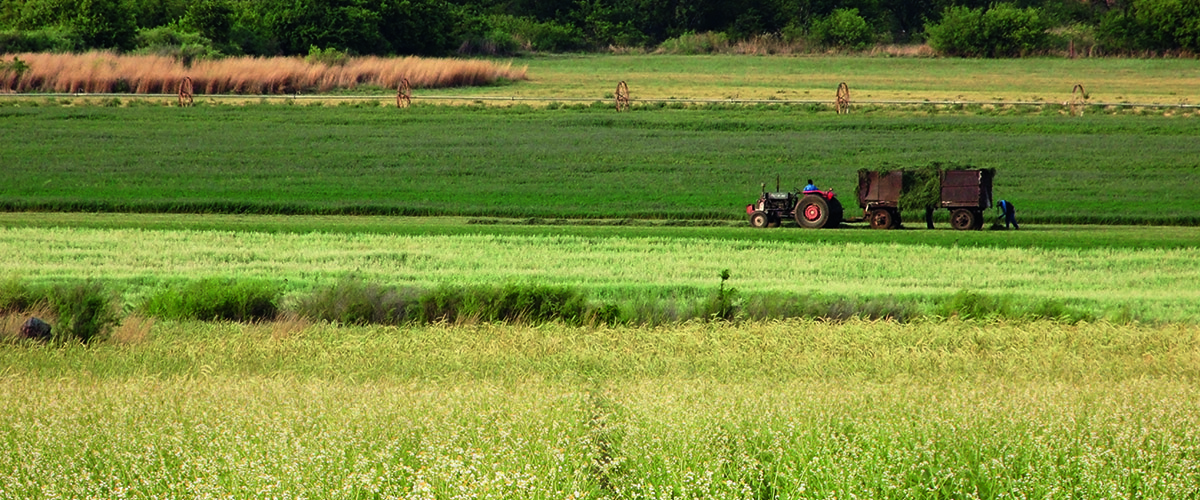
<box><xmin>750</xmin><ymin>211</ymin><xmax>769</xmax><ymax>228</ymax></box>
<box><xmin>950</xmin><ymin>209</ymin><xmax>977</xmax><ymax>231</ymax></box>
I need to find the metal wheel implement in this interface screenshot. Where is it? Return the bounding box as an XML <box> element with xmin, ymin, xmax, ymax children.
<box><xmin>615</xmin><ymin>81</ymin><xmax>630</xmax><ymax>112</ymax></box>
<box><xmin>397</xmin><ymin>78</ymin><xmax>412</xmax><ymax>108</ymax></box>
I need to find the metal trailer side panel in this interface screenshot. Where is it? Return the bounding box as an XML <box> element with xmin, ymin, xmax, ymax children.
<box><xmin>940</xmin><ymin>169</ymin><xmax>995</xmax><ymax>209</ymax></box>
<box><xmin>856</xmin><ymin>169</ymin><xmax>904</xmax><ymax>209</ymax></box>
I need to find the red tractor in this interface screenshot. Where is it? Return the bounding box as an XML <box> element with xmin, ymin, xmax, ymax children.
<box><xmin>746</xmin><ymin>183</ymin><xmax>843</xmax><ymax>229</ymax></box>
<box><xmin>746</xmin><ymin>168</ymin><xmax>993</xmax><ymax>230</ymax></box>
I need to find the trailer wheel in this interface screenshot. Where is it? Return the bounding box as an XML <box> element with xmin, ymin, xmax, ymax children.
<box><xmin>950</xmin><ymin>209</ymin><xmax>977</xmax><ymax>231</ymax></box>
<box><xmin>869</xmin><ymin>209</ymin><xmax>894</xmax><ymax>230</ymax></box>
<box><xmin>796</xmin><ymin>195</ymin><xmax>839</xmax><ymax>229</ymax></box>
<box><xmin>971</xmin><ymin>210</ymin><xmax>985</xmax><ymax>230</ymax></box>
<box><xmin>750</xmin><ymin>211</ymin><xmax>769</xmax><ymax>228</ymax></box>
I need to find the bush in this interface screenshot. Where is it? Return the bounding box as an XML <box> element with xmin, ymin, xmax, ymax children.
<box><xmin>293</xmin><ymin>277</ymin><xmax>420</xmax><ymax>325</ymax></box>
<box><xmin>416</xmin><ymin>284</ymin><xmax>588</xmax><ymax>324</ymax></box>
<box><xmin>0</xmin><ymin>277</ymin><xmax>38</xmax><ymax>313</ymax></box>
<box><xmin>47</xmin><ymin>281</ymin><xmax>120</xmax><ymax>344</ymax></box>
<box><xmin>926</xmin><ymin>3</ymin><xmax>1049</xmax><ymax>57</ymax></box>
<box><xmin>1096</xmin><ymin>0</ymin><xmax>1200</xmax><ymax>53</ymax></box>
<box><xmin>304</xmin><ymin>45</ymin><xmax>350</xmax><ymax>66</ymax></box>
<box><xmin>0</xmin><ymin>27</ymin><xmax>84</xmax><ymax>53</ymax></box>
<box><xmin>810</xmin><ymin>8</ymin><xmax>873</xmax><ymax>50</ymax></box>
<box><xmin>142</xmin><ymin>278</ymin><xmax>280</xmax><ymax>322</ymax></box>
<box><xmin>655</xmin><ymin>31</ymin><xmax>730</xmax><ymax>55</ymax></box>
<box><xmin>487</xmin><ymin>14</ymin><xmax>585</xmax><ymax>52</ymax></box>
<box><xmin>133</xmin><ymin>25</ymin><xmax>221</xmax><ymax>65</ymax></box>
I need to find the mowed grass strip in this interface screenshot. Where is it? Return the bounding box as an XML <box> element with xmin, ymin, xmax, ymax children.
<box><xmin>1</xmin><ymin>105</ymin><xmax>1199</xmax><ymax>224</ymax></box>
<box><xmin>417</xmin><ymin>55</ymin><xmax>1200</xmax><ymax>104</ymax></box>
<box><xmin>2</xmin><ymin>319</ymin><xmax>1199</xmax><ymax>498</ymax></box>
<box><xmin>1</xmin><ymin>224</ymin><xmax>1197</xmax><ymax>322</ymax></box>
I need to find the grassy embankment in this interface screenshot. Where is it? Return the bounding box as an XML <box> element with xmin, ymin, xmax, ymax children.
<box><xmin>2</xmin><ymin>105</ymin><xmax>1199</xmax><ymax>225</ymax></box>
<box><xmin>2</xmin><ymin>319</ymin><xmax>1199</xmax><ymax>498</ymax></box>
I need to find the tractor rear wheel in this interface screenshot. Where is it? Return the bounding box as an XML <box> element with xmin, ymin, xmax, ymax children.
<box><xmin>950</xmin><ymin>209</ymin><xmax>977</xmax><ymax>231</ymax></box>
<box><xmin>750</xmin><ymin>211</ymin><xmax>769</xmax><ymax>228</ymax></box>
<box><xmin>869</xmin><ymin>209</ymin><xmax>894</xmax><ymax>230</ymax></box>
<box><xmin>796</xmin><ymin>195</ymin><xmax>840</xmax><ymax>229</ymax></box>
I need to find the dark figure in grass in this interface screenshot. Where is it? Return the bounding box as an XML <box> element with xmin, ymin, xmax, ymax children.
<box><xmin>997</xmin><ymin>199</ymin><xmax>1019</xmax><ymax>229</ymax></box>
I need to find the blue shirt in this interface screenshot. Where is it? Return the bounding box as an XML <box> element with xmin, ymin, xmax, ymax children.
<box><xmin>804</xmin><ymin>183</ymin><xmax>818</xmax><ymax>192</ymax></box>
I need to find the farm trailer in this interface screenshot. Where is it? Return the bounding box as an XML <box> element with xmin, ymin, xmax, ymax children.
<box><xmin>747</xmin><ymin>168</ymin><xmax>994</xmax><ymax>230</ymax></box>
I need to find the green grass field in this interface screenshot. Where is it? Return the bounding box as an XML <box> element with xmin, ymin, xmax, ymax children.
<box><xmin>472</xmin><ymin>55</ymin><xmax>1200</xmax><ymax>104</ymax></box>
<box><xmin>3</xmin><ymin>55</ymin><xmax>1200</xmax><ymax>499</ymax></box>
<box><xmin>2</xmin><ymin>214</ymin><xmax>1197</xmax><ymax>323</ymax></box>
<box><xmin>2</xmin><ymin>104</ymin><xmax>1199</xmax><ymax>224</ymax></box>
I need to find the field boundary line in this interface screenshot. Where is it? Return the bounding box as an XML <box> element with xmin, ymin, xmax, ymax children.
<box><xmin>2</xmin><ymin>93</ymin><xmax>1198</xmax><ymax>109</ymax></box>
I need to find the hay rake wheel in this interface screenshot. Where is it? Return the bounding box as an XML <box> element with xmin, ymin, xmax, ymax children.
<box><xmin>397</xmin><ymin>78</ymin><xmax>412</xmax><ymax>108</ymax></box>
<box><xmin>178</xmin><ymin>76</ymin><xmax>194</xmax><ymax>107</ymax></box>
<box><xmin>615</xmin><ymin>80</ymin><xmax>630</xmax><ymax>112</ymax></box>
<box><xmin>835</xmin><ymin>82</ymin><xmax>850</xmax><ymax>114</ymax></box>
<box><xmin>1070</xmin><ymin>84</ymin><xmax>1087</xmax><ymax>117</ymax></box>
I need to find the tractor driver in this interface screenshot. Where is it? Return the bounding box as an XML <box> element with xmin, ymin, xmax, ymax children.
<box><xmin>803</xmin><ymin>179</ymin><xmax>818</xmax><ymax>192</ymax></box>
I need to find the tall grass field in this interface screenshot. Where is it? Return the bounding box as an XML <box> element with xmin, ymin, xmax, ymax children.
<box><xmin>1</xmin><ymin>51</ymin><xmax>528</xmax><ymax>94</ymax></box>
<box><xmin>3</xmin><ymin>319</ymin><xmax>1200</xmax><ymax>498</ymax></box>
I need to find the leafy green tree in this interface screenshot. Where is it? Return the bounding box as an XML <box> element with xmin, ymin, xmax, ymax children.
<box><xmin>72</xmin><ymin>0</ymin><xmax>137</xmax><ymax>50</ymax></box>
<box><xmin>258</xmin><ymin>0</ymin><xmax>385</xmax><ymax>55</ymax></box>
<box><xmin>926</xmin><ymin>3</ymin><xmax>1048</xmax><ymax>56</ymax></box>
<box><xmin>185</xmin><ymin>0</ymin><xmax>235</xmax><ymax>45</ymax></box>
<box><xmin>811</xmin><ymin>7</ymin><xmax>873</xmax><ymax>48</ymax></box>
<box><xmin>377</xmin><ymin>0</ymin><xmax>463</xmax><ymax>55</ymax></box>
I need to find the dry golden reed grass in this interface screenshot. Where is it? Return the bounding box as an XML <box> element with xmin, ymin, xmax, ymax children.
<box><xmin>1</xmin><ymin>51</ymin><xmax>528</xmax><ymax>94</ymax></box>
<box><xmin>269</xmin><ymin>312</ymin><xmax>311</xmax><ymax>340</ymax></box>
<box><xmin>111</xmin><ymin>314</ymin><xmax>154</xmax><ymax>344</ymax></box>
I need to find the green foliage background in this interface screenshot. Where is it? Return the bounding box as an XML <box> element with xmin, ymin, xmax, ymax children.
<box><xmin>0</xmin><ymin>0</ymin><xmax>1197</xmax><ymax>56</ymax></box>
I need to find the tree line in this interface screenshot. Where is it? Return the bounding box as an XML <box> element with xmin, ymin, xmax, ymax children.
<box><xmin>0</xmin><ymin>0</ymin><xmax>1197</xmax><ymax>59</ymax></box>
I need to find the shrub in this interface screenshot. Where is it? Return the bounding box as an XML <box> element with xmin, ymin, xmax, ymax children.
<box><xmin>142</xmin><ymin>278</ymin><xmax>280</xmax><ymax>322</ymax></box>
<box><xmin>293</xmin><ymin>277</ymin><xmax>420</xmax><ymax>325</ymax></box>
<box><xmin>926</xmin><ymin>3</ymin><xmax>1049</xmax><ymax>57</ymax></box>
<box><xmin>487</xmin><ymin>14</ymin><xmax>586</xmax><ymax>52</ymax></box>
<box><xmin>47</xmin><ymin>281</ymin><xmax>120</xmax><ymax>344</ymax></box>
<box><xmin>655</xmin><ymin>31</ymin><xmax>729</xmax><ymax>55</ymax></box>
<box><xmin>0</xmin><ymin>277</ymin><xmax>38</xmax><ymax>313</ymax></box>
<box><xmin>418</xmin><ymin>284</ymin><xmax>588</xmax><ymax>324</ymax></box>
<box><xmin>701</xmin><ymin>269</ymin><xmax>738</xmax><ymax>321</ymax></box>
<box><xmin>1096</xmin><ymin>0</ymin><xmax>1200</xmax><ymax>53</ymax></box>
<box><xmin>0</xmin><ymin>27</ymin><xmax>84</xmax><ymax>53</ymax></box>
<box><xmin>936</xmin><ymin>290</ymin><xmax>1009</xmax><ymax>320</ymax></box>
<box><xmin>133</xmin><ymin>25</ymin><xmax>221</xmax><ymax>65</ymax></box>
<box><xmin>304</xmin><ymin>45</ymin><xmax>350</xmax><ymax>66</ymax></box>
<box><xmin>810</xmin><ymin>8</ymin><xmax>873</xmax><ymax>50</ymax></box>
